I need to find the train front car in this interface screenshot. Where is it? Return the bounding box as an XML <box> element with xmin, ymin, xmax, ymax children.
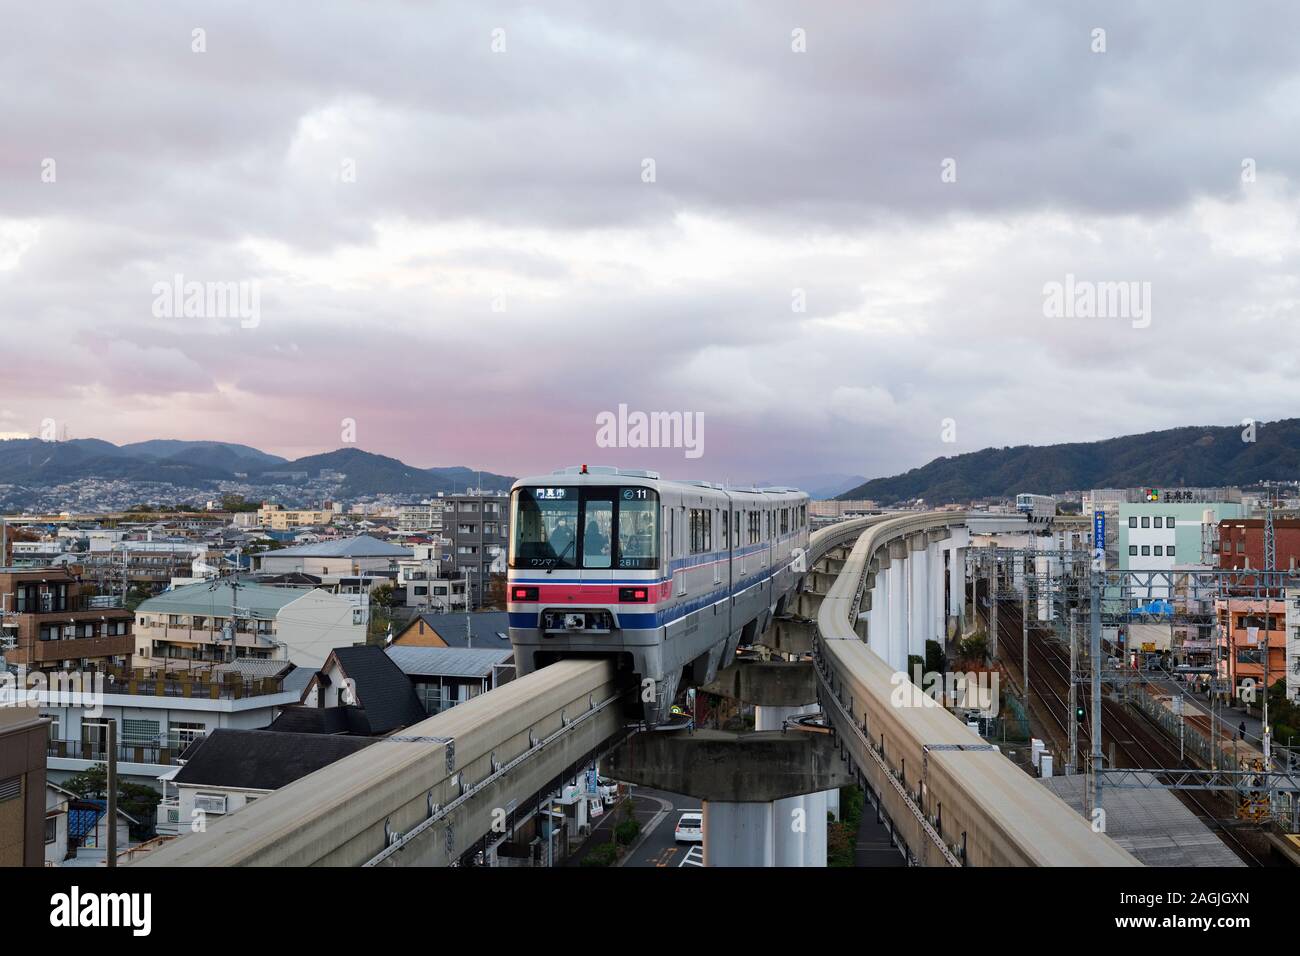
<box><xmin>507</xmin><ymin>467</ymin><xmax>668</xmax><ymax>723</ymax></box>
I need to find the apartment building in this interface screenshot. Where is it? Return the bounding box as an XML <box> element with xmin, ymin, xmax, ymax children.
<box><xmin>0</xmin><ymin>568</ymin><xmax>134</xmax><ymax>674</ymax></box>
<box><xmin>251</xmin><ymin>534</ymin><xmax>410</xmax><ymax>585</ymax></box>
<box><xmin>441</xmin><ymin>493</ymin><xmax>510</xmax><ymax>608</ymax></box>
<box><xmin>396</xmin><ymin>542</ymin><xmax>466</xmax><ymax>611</ymax></box>
<box><xmin>37</xmin><ymin>660</ymin><xmax>309</xmax><ymax>789</ymax></box>
<box><xmin>1218</xmin><ymin>518</ymin><xmax>1300</xmax><ymax>572</ymax></box>
<box><xmin>1215</xmin><ymin>597</ymin><xmax>1286</xmax><ymax>701</ymax></box>
<box><xmin>134</xmin><ymin>577</ymin><xmax>368</xmax><ymax>669</ymax></box>
<box><xmin>398</xmin><ymin>501</ymin><xmax>445</xmax><ymax>533</ymax></box>
<box><xmin>256</xmin><ymin>503</ymin><xmax>334</xmax><ymax>530</ymax></box>
<box><xmin>0</xmin><ymin>707</ymin><xmax>48</xmax><ymax>866</ymax></box>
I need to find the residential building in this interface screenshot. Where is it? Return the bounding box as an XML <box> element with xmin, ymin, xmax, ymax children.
<box><xmin>134</xmin><ymin>578</ymin><xmax>368</xmax><ymax>669</ymax></box>
<box><xmin>396</xmin><ymin>542</ymin><xmax>465</xmax><ymax>611</ymax></box>
<box><xmin>386</xmin><ymin>645</ymin><xmax>515</xmax><ymax>716</ymax></box>
<box><xmin>256</xmin><ymin>503</ymin><xmax>334</xmax><ymax>530</ymax></box>
<box><xmin>282</xmin><ymin>645</ymin><xmax>427</xmax><ymax>736</ymax></box>
<box><xmin>77</xmin><ymin>540</ymin><xmax>215</xmax><ymax>597</ymax></box>
<box><xmin>441</xmin><ymin>493</ymin><xmax>510</xmax><ymax>608</ymax></box>
<box><xmin>44</xmin><ymin>782</ymin><xmax>137</xmax><ymax>866</ymax></box>
<box><xmin>0</xmin><ymin>568</ymin><xmax>134</xmax><ymax>674</ymax></box>
<box><xmin>1217</xmin><ymin>518</ymin><xmax>1300</xmax><ymax>573</ymax></box>
<box><xmin>0</xmin><ymin>706</ymin><xmax>48</xmax><ymax>866</ymax></box>
<box><xmin>251</xmin><ymin>534</ymin><xmax>411</xmax><ymax>585</ymax></box>
<box><xmin>37</xmin><ymin>659</ymin><xmax>311</xmax><ymax>789</ymax></box>
<box><xmin>392</xmin><ymin>611</ymin><xmax>512</xmax><ymax>650</ymax></box>
<box><xmin>1215</xmin><ymin>597</ymin><xmax>1286</xmax><ymax>701</ymax></box>
<box><xmin>1286</xmin><ymin>589</ymin><xmax>1300</xmax><ymax>703</ymax></box>
<box><xmin>398</xmin><ymin>501</ymin><xmax>445</xmax><ymax>533</ymax></box>
<box><xmin>160</xmin><ymin>729</ymin><xmax>377</xmax><ymax>837</ymax></box>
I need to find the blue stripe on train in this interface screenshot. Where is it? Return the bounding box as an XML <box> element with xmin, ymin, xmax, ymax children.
<box><xmin>508</xmin><ymin>564</ymin><xmax>789</xmax><ymax>631</ymax></box>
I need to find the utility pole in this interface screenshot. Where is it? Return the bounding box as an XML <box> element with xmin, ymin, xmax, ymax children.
<box><xmin>1068</xmin><ymin>609</ymin><xmax>1078</xmax><ymax>774</ymax></box>
<box><xmin>1263</xmin><ymin>492</ymin><xmax>1274</xmax><ymax>768</ymax></box>
<box><xmin>106</xmin><ymin>720</ymin><xmax>118</xmax><ymax>867</ymax></box>
<box><xmin>989</xmin><ymin>556</ymin><xmax>999</xmax><ymax>659</ymax></box>
<box><xmin>1022</xmin><ymin>556</ymin><xmax>1030</xmax><ymax>708</ymax></box>
<box><xmin>1089</xmin><ymin>570</ymin><xmax>1103</xmax><ymax>821</ymax></box>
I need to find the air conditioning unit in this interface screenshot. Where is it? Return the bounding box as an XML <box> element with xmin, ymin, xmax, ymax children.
<box><xmin>194</xmin><ymin>794</ymin><xmax>228</xmax><ymax>815</ymax></box>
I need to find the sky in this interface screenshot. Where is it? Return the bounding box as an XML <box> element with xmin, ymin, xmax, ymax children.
<box><xmin>2</xmin><ymin>2</ymin><xmax>1298</xmax><ymax>485</ymax></box>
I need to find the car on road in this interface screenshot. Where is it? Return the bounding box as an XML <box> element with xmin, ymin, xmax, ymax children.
<box><xmin>674</xmin><ymin>811</ymin><xmax>703</xmax><ymax>843</ymax></box>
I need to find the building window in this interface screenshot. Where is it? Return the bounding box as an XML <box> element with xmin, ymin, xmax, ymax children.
<box><xmin>1153</xmin><ymin>517</ymin><xmax>1162</xmax><ymax>529</ymax></box>
<box><xmin>1141</xmin><ymin>545</ymin><xmax>1150</xmax><ymax>556</ymax></box>
<box><xmin>1128</xmin><ymin>517</ymin><xmax>1137</xmax><ymax>528</ymax></box>
<box><xmin>1153</xmin><ymin>546</ymin><xmax>1163</xmax><ymax>556</ymax></box>
<box><xmin>0</xmin><ymin>776</ymin><xmax>19</xmax><ymax>803</ymax></box>
<box><xmin>1140</xmin><ymin>516</ymin><xmax>1150</xmax><ymax>528</ymax></box>
<box><xmin>45</xmin><ymin>816</ymin><xmax>57</xmax><ymax>844</ymax></box>
<box><xmin>122</xmin><ymin>719</ymin><xmax>160</xmax><ymax>745</ymax></box>
<box><xmin>1129</xmin><ymin>546</ymin><xmax>1138</xmax><ymax>556</ymax></box>
<box><xmin>1167</xmin><ymin>545</ymin><xmax>1175</xmax><ymax>558</ymax></box>
<box><xmin>168</xmin><ymin>721</ymin><xmax>206</xmax><ymax>751</ymax></box>
<box><xmin>1166</xmin><ymin>517</ymin><xmax>1175</xmax><ymax>528</ymax></box>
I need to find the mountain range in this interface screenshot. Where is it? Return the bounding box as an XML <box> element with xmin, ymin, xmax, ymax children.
<box><xmin>839</xmin><ymin>419</ymin><xmax>1300</xmax><ymax>505</ymax></box>
<box><xmin>0</xmin><ymin>439</ymin><xmax>514</xmax><ymax>497</ymax></box>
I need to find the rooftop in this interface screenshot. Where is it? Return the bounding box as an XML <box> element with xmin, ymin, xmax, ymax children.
<box><xmin>386</xmin><ymin>645</ymin><xmax>514</xmax><ymax>679</ymax></box>
<box><xmin>265</xmin><ymin>535</ymin><xmax>411</xmax><ymax>559</ymax></box>
<box><xmin>137</xmin><ymin>578</ymin><xmax>313</xmax><ymax>619</ymax></box>
<box><xmin>172</xmin><ymin>728</ymin><xmax>379</xmax><ymax>791</ymax></box>
<box><xmin>406</xmin><ymin>611</ymin><xmax>511</xmax><ymax>648</ymax></box>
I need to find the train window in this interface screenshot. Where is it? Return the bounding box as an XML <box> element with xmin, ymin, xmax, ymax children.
<box><xmin>616</xmin><ymin>487</ymin><xmax>659</xmax><ymax>570</ymax></box>
<box><xmin>721</xmin><ymin>510</ymin><xmax>729</xmax><ymax>549</ymax></box>
<box><xmin>582</xmin><ymin>495</ymin><xmax>613</xmax><ymax>569</ymax></box>
<box><xmin>689</xmin><ymin>508</ymin><xmax>712</xmax><ymax>554</ymax></box>
<box><xmin>781</xmin><ymin>508</ymin><xmax>789</xmax><ymax>535</ymax></box>
<box><xmin>510</xmin><ymin>487</ymin><xmax>579</xmax><ymax>569</ymax></box>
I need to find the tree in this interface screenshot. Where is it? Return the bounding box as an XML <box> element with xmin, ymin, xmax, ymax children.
<box><xmin>64</xmin><ymin>763</ymin><xmax>162</xmax><ymax>840</ymax></box>
<box><xmin>924</xmin><ymin>639</ymin><xmax>946</xmax><ymax>677</ymax></box>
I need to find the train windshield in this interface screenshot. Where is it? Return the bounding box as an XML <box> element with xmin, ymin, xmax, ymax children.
<box><xmin>510</xmin><ymin>486</ymin><xmax>659</xmax><ymax>571</ymax></box>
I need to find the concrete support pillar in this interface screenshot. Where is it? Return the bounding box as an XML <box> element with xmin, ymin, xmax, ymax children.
<box><xmin>755</xmin><ymin>703</ymin><xmax>825</xmax><ymax>867</ymax></box>
<box><xmin>908</xmin><ymin>535</ymin><xmax>929</xmax><ymax>661</ymax></box>
<box><xmin>888</xmin><ymin>542</ymin><xmax>908</xmax><ymax>671</ymax></box>
<box><xmin>869</xmin><ymin>565</ymin><xmax>889</xmax><ymax>659</ymax></box>
<box><xmin>825</xmin><ymin>787</ymin><xmax>840</xmax><ymax>821</ymax></box>
<box><xmin>949</xmin><ymin>546</ymin><xmax>966</xmax><ymax>628</ymax></box>
<box><xmin>928</xmin><ymin>538</ymin><xmax>944</xmax><ymax>648</ymax></box>
<box><xmin>703</xmin><ymin>801</ymin><xmax>774</xmax><ymax>866</ymax></box>
<box><xmin>802</xmin><ymin>789</ymin><xmax>828</xmax><ymax>867</ymax></box>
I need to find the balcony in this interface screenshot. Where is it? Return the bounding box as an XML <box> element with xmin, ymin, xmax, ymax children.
<box><xmin>30</xmin><ymin>633</ymin><xmax>135</xmax><ymax>663</ymax></box>
<box><xmin>47</xmin><ymin>737</ymin><xmax>196</xmax><ymax>767</ymax></box>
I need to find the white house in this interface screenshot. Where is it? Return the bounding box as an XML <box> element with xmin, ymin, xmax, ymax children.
<box><xmin>135</xmin><ymin>577</ymin><xmax>368</xmax><ymax>669</ymax></box>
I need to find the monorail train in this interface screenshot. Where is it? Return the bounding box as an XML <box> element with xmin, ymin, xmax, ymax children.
<box><xmin>507</xmin><ymin>465</ymin><xmax>810</xmax><ymax>725</ymax></box>
<box><xmin>1014</xmin><ymin>493</ymin><xmax>1056</xmax><ymax>520</ymax></box>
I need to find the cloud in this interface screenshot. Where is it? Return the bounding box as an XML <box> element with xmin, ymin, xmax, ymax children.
<box><xmin>0</xmin><ymin>2</ymin><xmax>1298</xmax><ymax>482</ymax></box>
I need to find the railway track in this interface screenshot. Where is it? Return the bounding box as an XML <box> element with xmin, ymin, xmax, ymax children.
<box><xmin>979</xmin><ymin>595</ymin><xmax>1266</xmax><ymax>867</ymax></box>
